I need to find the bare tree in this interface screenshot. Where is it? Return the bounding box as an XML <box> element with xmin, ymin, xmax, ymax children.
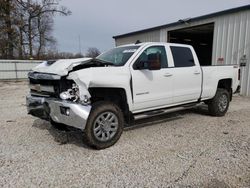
<box><xmin>36</xmin><ymin>13</ymin><xmax>56</xmax><ymax>58</ymax></box>
<box><xmin>85</xmin><ymin>47</ymin><xmax>101</xmax><ymax>58</ymax></box>
<box><xmin>18</xmin><ymin>0</ymin><xmax>71</xmax><ymax>58</ymax></box>
<box><xmin>0</xmin><ymin>0</ymin><xmax>18</xmax><ymax>58</ymax></box>
<box><xmin>0</xmin><ymin>0</ymin><xmax>71</xmax><ymax>59</ymax></box>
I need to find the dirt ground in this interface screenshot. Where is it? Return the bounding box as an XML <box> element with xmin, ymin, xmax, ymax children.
<box><xmin>0</xmin><ymin>81</ymin><xmax>250</xmax><ymax>188</ymax></box>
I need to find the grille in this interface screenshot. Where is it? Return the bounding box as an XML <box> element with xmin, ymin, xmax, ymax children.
<box><xmin>28</xmin><ymin>73</ymin><xmax>73</xmax><ymax>98</ymax></box>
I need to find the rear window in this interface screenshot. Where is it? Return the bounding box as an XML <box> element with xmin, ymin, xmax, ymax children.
<box><xmin>170</xmin><ymin>46</ymin><xmax>195</xmax><ymax>67</ymax></box>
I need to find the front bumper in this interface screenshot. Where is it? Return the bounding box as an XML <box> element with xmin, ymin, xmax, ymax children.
<box><xmin>26</xmin><ymin>95</ymin><xmax>91</xmax><ymax>130</ymax></box>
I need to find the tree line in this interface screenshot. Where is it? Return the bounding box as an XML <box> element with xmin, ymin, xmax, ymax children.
<box><xmin>44</xmin><ymin>47</ymin><xmax>101</xmax><ymax>59</ymax></box>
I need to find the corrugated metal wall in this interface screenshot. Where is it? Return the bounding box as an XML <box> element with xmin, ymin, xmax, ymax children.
<box><xmin>212</xmin><ymin>10</ymin><xmax>250</xmax><ymax>96</ymax></box>
<box><xmin>0</xmin><ymin>60</ymin><xmax>42</xmax><ymax>80</ymax></box>
<box><xmin>114</xmin><ymin>9</ymin><xmax>250</xmax><ymax>96</ymax></box>
<box><xmin>115</xmin><ymin>30</ymin><xmax>161</xmax><ymax>46</ymax></box>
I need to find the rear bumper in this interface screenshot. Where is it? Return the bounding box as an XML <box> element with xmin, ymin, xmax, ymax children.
<box><xmin>26</xmin><ymin>95</ymin><xmax>91</xmax><ymax>130</ymax></box>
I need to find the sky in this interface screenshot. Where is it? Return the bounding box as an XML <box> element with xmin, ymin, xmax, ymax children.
<box><xmin>53</xmin><ymin>0</ymin><xmax>250</xmax><ymax>54</ymax></box>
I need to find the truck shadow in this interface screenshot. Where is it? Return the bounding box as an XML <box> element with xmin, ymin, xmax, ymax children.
<box><xmin>32</xmin><ymin>105</ymin><xmax>210</xmax><ymax>148</ymax></box>
<box><xmin>32</xmin><ymin>119</ymin><xmax>90</xmax><ymax>149</ymax></box>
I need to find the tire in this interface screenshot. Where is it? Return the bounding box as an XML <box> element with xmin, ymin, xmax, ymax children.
<box><xmin>208</xmin><ymin>88</ymin><xmax>230</xmax><ymax>117</ymax></box>
<box><xmin>84</xmin><ymin>101</ymin><xmax>124</xmax><ymax>149</ymax></box>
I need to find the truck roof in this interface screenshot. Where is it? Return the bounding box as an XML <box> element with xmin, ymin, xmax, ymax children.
<box><xmin>118</xmin><ymin>42</ymin><xmax>192</xmax><ymax>48</ymax></box>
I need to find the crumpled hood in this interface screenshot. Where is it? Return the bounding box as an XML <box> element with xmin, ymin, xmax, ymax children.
<box><xmin>32</xmin><ymin>58</ymin><xmax>92</xmax><ymax>76</ymax></box>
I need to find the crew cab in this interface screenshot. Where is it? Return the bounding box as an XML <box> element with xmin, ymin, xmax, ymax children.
<box><xmin>26</xmin><ymin>42</ymin><xmax>240</xmax><ymax>149</ymax></box>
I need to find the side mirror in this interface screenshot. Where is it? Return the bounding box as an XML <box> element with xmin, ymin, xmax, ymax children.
<box><xmin>135</xmin><ymin>60</ymin><xmax>147</xmax><ymax>70</ymax></box>
<box><xmin>148</xmin><ymin>60</ymin><xmax>161</xmax><ymax>70</ymax></box>
<box><xmin>135</xmin><ymin>60</ymin><xmax>161</xmax><ymax>70</ymax></box>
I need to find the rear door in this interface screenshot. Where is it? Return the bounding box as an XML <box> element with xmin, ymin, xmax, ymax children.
<box><xmin>130</xmin><ymin>45</ymin><xmax>174</xmax><ymax>112</ymax></box>
<box><xmin>169</xmin><ymin>45</ymin><xmax>202</xmax><ymax>104</ymax></box>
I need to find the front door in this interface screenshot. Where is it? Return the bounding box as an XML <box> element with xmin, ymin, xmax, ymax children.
<box><xmin>130</xmin><ymin>45</ymin><xmax>174</xmax><ymax>112</ymax></box>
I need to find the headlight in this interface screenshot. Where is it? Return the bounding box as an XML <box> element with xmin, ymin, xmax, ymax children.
<box><xmin>60</xmin><ymin>83</ymin><xmax>90</xmax><ymax>105</ymax></box>
<box><xmin>59</xmin><ymin>91</ymin><xmax>73</xmax><ymax>100</ymax></box>
<box><xmin>60</xmin><ymin>83</ymin><xmax>79</xmax><ymax>102</ymax></box>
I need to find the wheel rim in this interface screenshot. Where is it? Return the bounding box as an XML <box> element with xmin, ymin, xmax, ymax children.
<box><xmin>93</xmin><ymin>112</ymin><xmax>119</xmax><ymax>142</ymax></box>
<box><xmin>218</xmin><ymin>94</ymin><xmax>228</xmax><ymax>112</ymax></box>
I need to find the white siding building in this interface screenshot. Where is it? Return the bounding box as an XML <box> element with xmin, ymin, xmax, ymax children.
<box><xmin>113</xmin><ymin>5</ymin><xmax>250</xmax><ymax>96</ymax></box>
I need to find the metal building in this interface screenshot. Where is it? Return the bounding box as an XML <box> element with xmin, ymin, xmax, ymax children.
<box><xmin>113</xmin><ymin>5</ymin><xmax>250</xmax><ymax>96</ymax></box>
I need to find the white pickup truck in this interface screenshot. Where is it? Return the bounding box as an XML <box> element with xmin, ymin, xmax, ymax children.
<box><xmin>26</xmin><ymin>42</ymin><xmax>240</xmax><ymax>149</ymax></box>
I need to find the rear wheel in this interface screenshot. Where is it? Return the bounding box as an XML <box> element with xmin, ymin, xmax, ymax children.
<box><xmin>208</xmin><ymin>88</ymin><xmax>230</xmax><ymax>116</ymax></box>
<box><xmin>84</xmin><ymin>101</ymin><xmax>124</xmax><ymax>149</ymax></box>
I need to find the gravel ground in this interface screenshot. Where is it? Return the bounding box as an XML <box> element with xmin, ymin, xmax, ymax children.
<box><xmin>0</xmin><ymin>81</ymin><xmax>250</xmax><ymax>188</ymax></box>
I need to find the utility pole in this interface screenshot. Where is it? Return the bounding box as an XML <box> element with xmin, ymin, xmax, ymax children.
<box><xmin>78</xmin><ymin>35</ymin><xmax>82</xmax><ymax>55</ymax></box>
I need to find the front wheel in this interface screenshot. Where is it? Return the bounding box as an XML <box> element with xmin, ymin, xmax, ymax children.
<box><xmin>208</xmin><ymin>88</ymin><xmax>230</xmax><ymax>117</ymax></box>
<box><xmin>84</xmin><ymin>101</ymin><xmax>124</xmax><ymax>149</ymax></box>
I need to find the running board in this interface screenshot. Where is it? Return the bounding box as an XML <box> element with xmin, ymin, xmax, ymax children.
<box><xmin>134</xmin><ymin>103</ymin><xmax>202</xmax><ymax>120</ymax></box>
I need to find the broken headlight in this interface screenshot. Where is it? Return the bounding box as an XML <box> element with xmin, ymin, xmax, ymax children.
<box><xmin>59</xmin><ymin>83</ymin><xmax>90</xmax><ymax>105</ymax></box>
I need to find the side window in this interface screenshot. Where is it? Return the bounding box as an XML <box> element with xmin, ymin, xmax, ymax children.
<box><xmin>134</xmin><ymin>46</ymin><xmax>168</xmax><ymax>69</ymax></box>
<box><xmin>170</xmin><ymin>46</ymin><xmax>195</xmax><ymax>67</ymax></box>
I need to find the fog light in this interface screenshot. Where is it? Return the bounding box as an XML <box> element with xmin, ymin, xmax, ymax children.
<box><xmin>60</xmin><ymin>106</ymin><xmax>70</xmax><ymax>116</ymax></box>
<box><xmin>66</xmin><ymin>109</ymin><xmax>70</xmax><ymax>116</ymax></box>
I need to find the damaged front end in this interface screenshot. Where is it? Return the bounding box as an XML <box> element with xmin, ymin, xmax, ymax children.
<box><xmin>26</xmin><ymin>71</ymin><xmax>92</xmax><ymax>130</ymax></box>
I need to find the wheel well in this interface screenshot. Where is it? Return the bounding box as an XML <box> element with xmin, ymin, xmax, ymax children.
<box><xmin>88</xmin><ymin>87</ymin><xmax>131</xmax><ymax>123</ymax></box>
<box><xmin>217</xmin><ymin>79</ymin><xmax>232</xmax><ymax>101</ymax></box>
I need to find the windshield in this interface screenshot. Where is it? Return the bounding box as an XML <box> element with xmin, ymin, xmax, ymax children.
<box><xmin>96</xmin><ymin>46</ymin><xmax>140</xmax><ymax>66</ymax></box>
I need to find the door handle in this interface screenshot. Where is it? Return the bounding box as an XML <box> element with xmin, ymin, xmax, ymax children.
<box><xmin>194</xmin><ymin>71</ymin><xmax>201</xmax><ymax>75</ymax></box>
<box><xmin>164</xmin><ymin>73</ymin><xmax>173</xmax><ymax>77</ymax></box>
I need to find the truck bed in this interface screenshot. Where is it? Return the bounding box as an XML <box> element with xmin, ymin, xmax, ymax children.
<box><xmin>201</xmin><ymin>65</ymin><xmax>239</xmax><ymax>100</ymax></box>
